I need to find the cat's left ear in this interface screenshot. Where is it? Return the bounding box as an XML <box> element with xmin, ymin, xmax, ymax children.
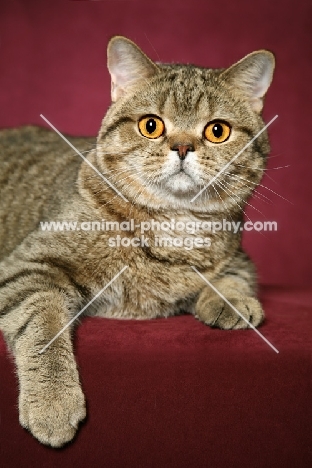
<box><xmin>107</xmin><ymin>36</ymin><xmax>159</xmax><ymax>102</ymax></box>
<box><xmin>221</xmin><ymin>51</ymin><xmax>275</xmax><ymax>113</ymax></box>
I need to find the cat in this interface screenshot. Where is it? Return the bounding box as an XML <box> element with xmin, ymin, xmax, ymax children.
<box><xmin>0</xmin><ymin>36</ymin><xmax>275</xmax><ymax>447</ymax></box>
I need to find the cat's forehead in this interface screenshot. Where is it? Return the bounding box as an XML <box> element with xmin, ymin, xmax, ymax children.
<box><xmin>150</xmin><ymin>65</ymin><xmax>237</xmax><ymax>124</ymax></box>
<box><xmin>113</xmin><ymin>64</ymin><xmax>247</xmax><ymax>130</ymax></box>
<box><xmin>158</xmin><ymin>64</ymin><xmax>218</xmax><ymax>102</ymax></box>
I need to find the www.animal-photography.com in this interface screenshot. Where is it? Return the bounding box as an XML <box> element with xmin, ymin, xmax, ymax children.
<box><xmin>0</xmin><ymin>1</ymin><xmax>311</xmax><ymax>467</ymax></box>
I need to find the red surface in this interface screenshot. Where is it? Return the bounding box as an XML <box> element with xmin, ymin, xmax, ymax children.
<box><xmin>0</xmin><ymin>1</ymin><xmax>311</xmax><ymax>467</ymax></box>
<box><xmin>0</xmin><ymin>287</ymin><xmax>312</xmax><ymax>467</ymax></box>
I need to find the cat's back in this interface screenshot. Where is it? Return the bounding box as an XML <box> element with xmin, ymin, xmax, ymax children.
<box><xmin>0</xmin><ymin>126</ymin><xmax>95</xmax><ymax>260</ymax></box>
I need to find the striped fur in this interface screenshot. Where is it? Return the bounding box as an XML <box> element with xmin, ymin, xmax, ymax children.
<box><xmin>0</xmin><ymin>37</ymin><xmax>274</xmax><ymax>447</ymax></box>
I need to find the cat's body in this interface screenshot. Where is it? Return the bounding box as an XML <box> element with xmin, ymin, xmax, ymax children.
<box><xmin>0</xmin><ymin>37</ymin><xmax>274</xmax><ymax>447</ymax></box>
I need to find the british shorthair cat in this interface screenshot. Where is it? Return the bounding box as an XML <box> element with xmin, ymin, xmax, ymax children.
<box><xmin>0</xmin><ymin>36</ymin><xmax>275</xmax><ymax>446</ymax></box>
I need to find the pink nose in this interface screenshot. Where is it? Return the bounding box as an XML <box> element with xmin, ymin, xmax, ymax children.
<box><xmin>171</xmin><ymin>143</ymin><xmax>195</xmax><ymax>160</ymax></box>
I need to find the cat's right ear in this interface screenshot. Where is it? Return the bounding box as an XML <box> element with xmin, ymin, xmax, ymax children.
<box><xmin>107</xmin><ymin>36</ymin><xmax>159</xmax><ymax>102</ymax></box>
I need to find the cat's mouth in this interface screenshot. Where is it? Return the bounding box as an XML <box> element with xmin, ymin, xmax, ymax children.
<box><xmin>174</xmin><ymin>165</ymin><xmax>192</xmax><ymax>176</ymax></box>
<box><xmin>171</xmin><ymin>167</ymin><xmax>193</xmax><ymax>179</ymax></box>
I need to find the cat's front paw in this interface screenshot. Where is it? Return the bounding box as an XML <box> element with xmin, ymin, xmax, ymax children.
<box><xmin>19</xmin><ymin>382</ymin><xmax>86</xmax><ymax>447</ymax></box>
<box><xmin>195</xmin><ymin>295</ymin><xmax>264</xmax><ymax>330</ymax></box>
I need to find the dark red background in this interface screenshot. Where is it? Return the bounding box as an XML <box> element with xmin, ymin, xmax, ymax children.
<box><xmin>0</xmin><ymin>1</ymin><xmax>311</xmax><ymax>467</ymax></box>
<box><xmin>0</xmin><ymin>0</ymin><xmax>311</xmax><ymax>286</ymax></box>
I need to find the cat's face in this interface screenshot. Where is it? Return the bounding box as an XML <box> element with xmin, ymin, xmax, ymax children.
<box><xmin>95</xmin><ymin>38</ymin><xmax>274</xmax><ymax>213</ymax></box>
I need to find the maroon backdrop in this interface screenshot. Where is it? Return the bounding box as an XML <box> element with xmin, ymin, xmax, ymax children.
<box><xmin>0</xmin><ymin>1</ymin><xmax>311</xmax><ymax>467</ymax></box>
<box><xmin>0</xmin><ymin>0</ymin><xmax>311</xmax><ymax>286</ymax></box>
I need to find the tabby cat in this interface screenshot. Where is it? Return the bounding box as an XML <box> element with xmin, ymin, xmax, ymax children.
<box><xmin>0</xmin><ymin>36</ymin><xmax>275</xmax><ymax>447</ymax></box>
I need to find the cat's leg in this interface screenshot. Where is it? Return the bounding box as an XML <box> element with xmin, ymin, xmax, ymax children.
<box><xmin>194</xmin><ymin>250</ymin><xmax>264</xmax><ymax>329</ymax></box>
<box><xmin>0</xmin><ymin>267</ymin><xmax>86</xmax><ymax>447</ymax></box>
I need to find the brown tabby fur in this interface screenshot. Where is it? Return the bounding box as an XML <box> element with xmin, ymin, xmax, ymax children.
<box><xmin>0</xmin><ymin>36</ymin><xmax>274</xmax><ymax>447</ymax></box>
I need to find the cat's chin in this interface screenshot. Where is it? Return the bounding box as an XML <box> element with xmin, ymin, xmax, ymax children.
<box><xmin>164</xmin><ymin>172</ymin><xmax>198</xmax><ymax>195</ymax></box>
<box><xmin>146</xmin><ymin>175</ymin><xmax>205</xmax><ymax>210</ymax></box>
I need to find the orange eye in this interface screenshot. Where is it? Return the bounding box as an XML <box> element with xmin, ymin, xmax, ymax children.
<box><xmin>138</xmin><ymin>115</ymin><xmax>165</xmax><ymax>139</ymax></box>
<box><xmin>204</xmin><ymin>121</ymin><xmax>231</xmax><ymax>143</ymax></box>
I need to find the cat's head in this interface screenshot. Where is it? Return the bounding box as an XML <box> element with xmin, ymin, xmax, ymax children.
<box><xmin>95</xmin><ymin>36</ymin><xmax>275</xmax><ymax>213</ymax></box>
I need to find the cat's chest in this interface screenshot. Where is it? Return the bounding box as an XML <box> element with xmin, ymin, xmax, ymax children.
<box><xmin>82</xmin><ymin>230</ymin><xmax>236</xmax><ymax>320</ymax></box>
<box><xmin>87</xmin><ymin>259</ymin><xmax>197</xmax><ymax>319</ymax></box>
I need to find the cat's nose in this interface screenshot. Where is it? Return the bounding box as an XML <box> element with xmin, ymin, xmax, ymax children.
<box><xmin>171</xmin><ymin>143</ymin><xmax>195</xmax><ymax>160</ymax></box>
